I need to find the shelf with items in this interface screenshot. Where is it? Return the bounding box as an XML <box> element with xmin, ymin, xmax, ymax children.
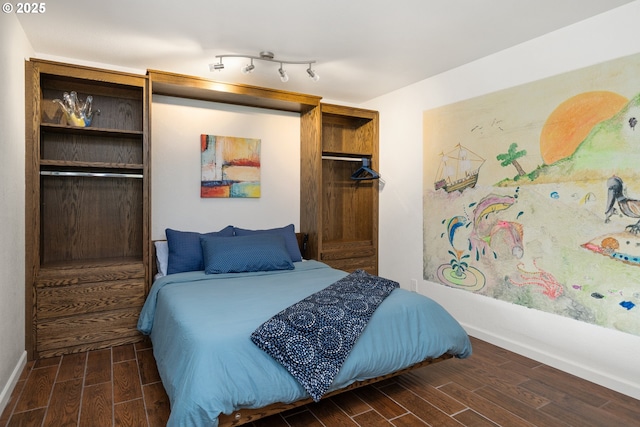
<box><xmin>40</xmin><ymin>73</ymin><xmax>144</xmax><ymax>132</ymax></box>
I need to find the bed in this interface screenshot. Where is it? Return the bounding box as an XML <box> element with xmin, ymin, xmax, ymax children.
<box><xmin>138</xmin><ymin>225</ymin><xmax>472</xmax><ymax>427</ymax></box>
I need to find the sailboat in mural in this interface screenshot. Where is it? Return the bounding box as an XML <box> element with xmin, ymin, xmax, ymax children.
<box><xmin>434</xmin><ymin>144</ymin><xmax>485</xmax><ymax>193</ymax></box>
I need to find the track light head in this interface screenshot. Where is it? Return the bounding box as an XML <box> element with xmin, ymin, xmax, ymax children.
<box><xmin>278</xmin><ymin>65</ymin><xmax>289</xmax><ymax>83</ymax></box>
<box><xmin>241</xmin><ymin>59</ymin><xmax>255</xmax><ymax>74</ymax></box>
<box><xmin>210</xmin><ymin>61</ymin><xmax>224</xmax><ymax>71</ymax></box>
<box><xmin>306</xmin><ymin>66</ymin><xmax>320</xmax><ymax>82</ymax></box>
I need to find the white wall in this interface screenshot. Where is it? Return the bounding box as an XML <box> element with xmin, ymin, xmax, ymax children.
<box><xmin>0</xmin><ymin>13</ymin><xmax>32</xmax><ymax>413</ymax></box>
<box><xmin>151</xmin><ymin>95</ymin><xmax>301</xmax><ymax>239</ymax></box>
<box><xmin>364</xmin><ymin>1</ymin><xmax>640</xmax><ymax>399</ymax></box>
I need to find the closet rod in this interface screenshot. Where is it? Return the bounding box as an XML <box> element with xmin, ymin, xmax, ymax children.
<box><xmin>40</xmin><ymin>171</ymin><xmax>143</xmax><ymax>179</ymax></box>
<box><xmin>321</xmin><ymin>155</ymin><xmax>363</xmax><ymax>162</ymax></box>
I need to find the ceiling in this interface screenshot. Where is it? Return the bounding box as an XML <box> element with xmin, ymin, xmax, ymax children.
<box><xmin>17</xmin><ymin>0</ymin><xmax>633</xmax><ymax>104</ymax></box>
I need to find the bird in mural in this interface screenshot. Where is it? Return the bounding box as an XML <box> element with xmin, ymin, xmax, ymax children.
<box><xmin>604</xmin><ymin>176</ymin><xmax>640</xmax><ymax>234</ymax></box>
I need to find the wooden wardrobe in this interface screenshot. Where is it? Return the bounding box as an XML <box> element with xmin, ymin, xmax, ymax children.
<box><xmin>300</xmin><ymin>104</ymin><xmax>379</xmax><ymax>274</ymax></box>
<box><xmin>24</xmin><ymin>59</ymin><xmax>150</xmax><ymax>359</ymax></box>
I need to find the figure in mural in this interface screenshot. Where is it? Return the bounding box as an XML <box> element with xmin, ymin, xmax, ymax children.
<box><xmin>468</xmin><ymin>193</ymin><xmax>523</xmax><ymax>261</ymax></box>
<box><xmin>489</xmin><ymin>220</ymin><xmax>524</xmax><ymax>259</ymax></box>
<box><xmin>604</xmin><ymin>175</ymin><xmax>640</xmax><ymax>234</ymax></box>
<box><xmin>444</xmin><ymin>216</ymin><xmax>471</xmax><ymax>276</ymax></box>
<box><xmin>582</xmin><ymin>175</ymin><xmax>640</xmax><ymax>267</ymax></box>
<box><xmin>436</xmin><ymin>215</ymin><xmax>486</xmax><ymax>291</ymax></box>
<box><xmin>434</xmin><ymin>144</ymin><xmax>485</xmax><ymax>193</ymax></box>
<box><xmin>436</xmin><ymin>190</ymin><xmax>526</xmax><ymax>292</ymax></box>
<box><xmin>582</xmin><ymin>233</ymin><xmax>640</xmax><ymax>266</ymax></box>
<box><xmin>508</xmin><ymin>258</ymin><xmax>564</xmax><ymax>299</ymax></box>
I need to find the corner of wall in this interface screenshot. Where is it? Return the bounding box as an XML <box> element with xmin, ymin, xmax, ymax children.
<box><xmin>0</xmin><ymin>352</ymin><xmax>26</xmax><ymax>415</ymax></box>
<box><xmin>0</xmin><ymin>12</ymin><xmax>33</xmax><ymax>415</ymax></box>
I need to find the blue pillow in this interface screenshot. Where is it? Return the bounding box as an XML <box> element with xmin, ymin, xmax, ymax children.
<box><xmin>233</xmin><ymin>224</ymin><xmax>302</xmax><ymax>262</ymax></box>
<box><xmin>166</xmin><ymin>226</ymin><xmax>234</xmax><ymax>274</ymax></box>
<box><xmin>200</xmin><ymin>234</ymin><xmax>294</xmax><ymax>274</ymax></box>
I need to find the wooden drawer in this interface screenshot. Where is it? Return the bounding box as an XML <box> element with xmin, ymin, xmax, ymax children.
<box><xmin>320</xmin><ymin>240</ymin><xmax>377</xmax><ymax>274</ymax></box>
<box><xmin>324</xmin><ymin>257</ymin><xmax>377</xmax><ymax>275</ymax></box>
<box><xmin>34</xmin><ymin>261</ymin><xmax>146</xmax><ymax>357</ymax></box>
<box><xmin>36</xmin><ymin>279</ymin><xmax>145</xmax><ymax>320</ymax></box>
<box><xmin>36</xmin><ymin>261</ymin><xmax>145</xmax><ymax>287</ymax></box>
<box><xmin>321</xmin><ymin>240</ymin><xmax>375</xmax><ymax>260</ymax></box>
<box><xmin>321</xmin><ymin>247</ymin><xmax>376</xmax><ymax>261</ymax></box>
<box><xmin>36</xmin><ymin>307</ymin><xmax>142</xmax><ymax>357</ymax></box>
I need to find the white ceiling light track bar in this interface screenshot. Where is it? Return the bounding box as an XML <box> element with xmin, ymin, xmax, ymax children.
<box><xmin>210</xmin><ymin>51</ymin><xmax>319</xmax><ymax>83</ymax></box>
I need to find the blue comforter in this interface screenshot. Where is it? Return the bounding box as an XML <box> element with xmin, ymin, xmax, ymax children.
<box><xmin>138</xmin><ymin>260</ymin><xmax>472</xmax><ymax>427</ymax></box>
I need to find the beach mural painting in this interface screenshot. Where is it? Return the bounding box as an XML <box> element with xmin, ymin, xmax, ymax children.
<box><xmin>423</xmin><ymin>53</ymin><xmax>640</xmax><ymax>337</ymax></box>
<box><xmin>201</xmin><ymin>134</ymin><xmax>261</xmax><ymax>198</ymax></box>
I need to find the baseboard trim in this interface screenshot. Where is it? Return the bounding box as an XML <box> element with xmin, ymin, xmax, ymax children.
<box><xmin>0</xmin><ymin>351</ymin><xmax>27</xmax><ymax>415</ymax></box>
<box><xmin>463</xmin><ymin>322</ymin><xmax>640</xmax><ymax>401</ymax></box>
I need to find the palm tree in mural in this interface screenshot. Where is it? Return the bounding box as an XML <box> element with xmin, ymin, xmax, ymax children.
<box><xmin>497</xmin><ymin>142</ymin><xmax>527</xmax><ymax>178</ymax></box>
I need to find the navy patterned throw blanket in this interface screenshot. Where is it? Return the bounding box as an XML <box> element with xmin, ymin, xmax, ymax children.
<box><xmin>250</xmin><ymin>269</ymin><xmax>399</xmax><ymax>401</ymax></box>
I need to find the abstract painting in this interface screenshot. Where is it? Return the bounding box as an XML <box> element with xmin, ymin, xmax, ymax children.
<box><xmin>201</xmin><ymin>134</ymin><xmax>261</xmax><ymax>198</ymax></box>
<box><xmin>423</xmin><ymin>53</ymin><xmax>640</xmax><ymax>337</ymax></box>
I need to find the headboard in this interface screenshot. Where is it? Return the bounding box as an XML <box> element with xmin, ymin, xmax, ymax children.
<box><xmin>296</xmin><ymin>232</ymin><xmax>309</xmax><ymax>259</ymax></box>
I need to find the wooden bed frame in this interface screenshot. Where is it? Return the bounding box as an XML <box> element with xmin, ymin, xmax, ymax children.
<box><xmin>150</xmin><ymin>232</ymin><xmax>454</xmax><ymax>426</ymax></box>
<box><xmin>217</xmin><ymin>354</ymin><xmax>453</xmax><ymax>426</ymax></box>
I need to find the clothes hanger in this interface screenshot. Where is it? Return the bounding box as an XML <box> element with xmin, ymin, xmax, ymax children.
<box><xmin>351</xmin><ymin>158</ymin><xmax>380</xmax><ymax>181</ymax></box>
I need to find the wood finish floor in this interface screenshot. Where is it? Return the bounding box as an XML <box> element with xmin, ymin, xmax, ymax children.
<box><xmin>2</xmin><ymin>336</ymin><xmax>639</xmax><ymax>427</ymax></box>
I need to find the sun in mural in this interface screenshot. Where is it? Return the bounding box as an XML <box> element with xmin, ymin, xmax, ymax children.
<box><xmin>539</xmin><ymin>91</ymin><xmax>628</xmax><ymax>164</ymax></box>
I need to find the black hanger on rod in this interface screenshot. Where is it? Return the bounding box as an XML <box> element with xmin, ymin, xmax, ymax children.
<box><xmin>351</xmin><ymin>158</ymin><xmax>380</xmax><ymax>181</ymax></box>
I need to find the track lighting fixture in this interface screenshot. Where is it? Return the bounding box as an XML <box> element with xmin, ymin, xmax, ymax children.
<box><xmin>210</xmin><ymin>51</ymin><xmax>319</xmax><ymax>83</ymax></box>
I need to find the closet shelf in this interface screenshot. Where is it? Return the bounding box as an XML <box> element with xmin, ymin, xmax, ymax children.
<box><xmin>321</xmin><ymin>151</ymin><xmax>372</xmax><ymax>159</ymax></box>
